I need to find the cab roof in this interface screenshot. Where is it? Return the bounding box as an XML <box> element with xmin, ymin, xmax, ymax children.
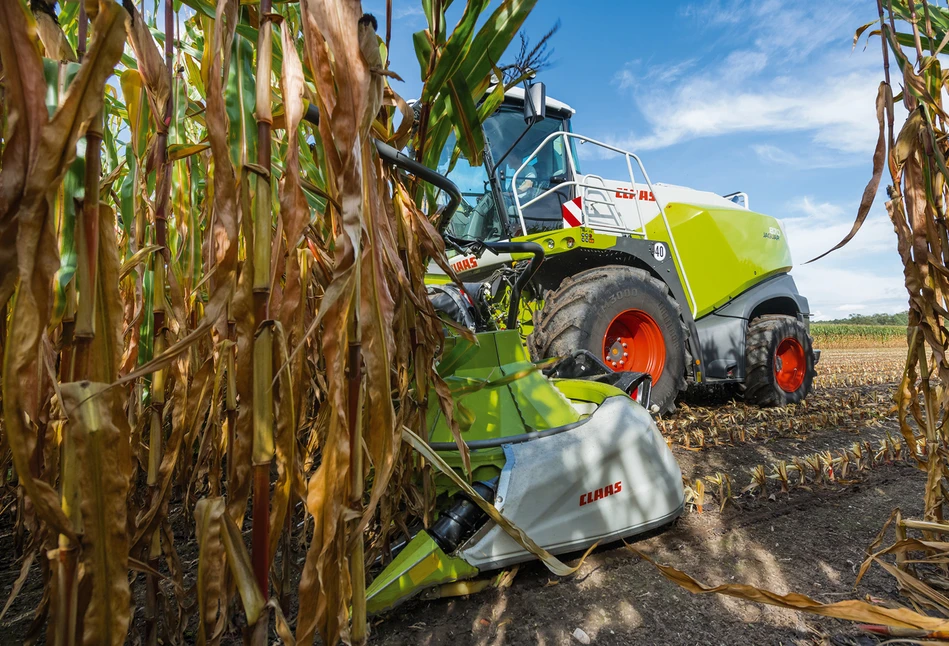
<box><xmin>408</xmin><ymin>86</ymin><xmax>575</xmax><ymax>116</ymax></box>
<box><xmin>502</xmin><ymin>85</ymin><xmax>575</xmax><ymax>115</ymax></box>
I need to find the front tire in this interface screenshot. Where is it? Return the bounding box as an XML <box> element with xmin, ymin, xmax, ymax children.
<box><xmin>744</xmin><ymin>315</ymin><xmax>815</xmax><ymax>407</ymax></box>
<box><xmin>528</xmin><ymin>266</ymin><xmax>689</xmax><ymax>414</ymax></box>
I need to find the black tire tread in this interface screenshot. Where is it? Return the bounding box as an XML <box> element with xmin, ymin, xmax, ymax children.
<box><xmin>744</xmin><ymin>314</ymin><xmax>815</xmax><ymax>407</ymax></box>
<box><xmin>528</xmin><ymin>266</ymin><xmax>689</xmax><ymax>414</ymax></box>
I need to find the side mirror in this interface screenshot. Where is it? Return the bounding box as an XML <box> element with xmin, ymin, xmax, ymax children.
<box><xmin>523</xmin><ymin>81</ymin><xmax>546</xmax><ymax>124</ymax></box>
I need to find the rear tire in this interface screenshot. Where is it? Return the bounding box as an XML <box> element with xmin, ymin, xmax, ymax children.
<box><xmin>744</xmin><ymin>315</ymin><xmax>815</xmax><ymax>407</ymax></box>
<box><xmin>528</xmin><ymin>266</ymin><xmax>688</xmax><ymax>414</ymax></box>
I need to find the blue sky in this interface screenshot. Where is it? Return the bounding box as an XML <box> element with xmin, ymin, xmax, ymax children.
<box><xmin>365</xmin><ymin>0</ymin><xmax>907</xmax><ymax>320</ymax></box>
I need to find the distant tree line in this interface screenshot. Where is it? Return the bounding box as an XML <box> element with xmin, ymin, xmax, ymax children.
<box><xmin>821</xmin><ymin>311</ymin><xmax>909</xmax><ymax>326</ymax></box>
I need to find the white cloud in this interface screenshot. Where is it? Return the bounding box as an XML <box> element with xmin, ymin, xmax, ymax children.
<box><xmin>678</xmin><ymin>0</ymin><xmax>745</xmax><ymax>26</ymax></box>
<box><xmin>610</xmin><ymin>0</ymin><xmax>883</xmax><ymax>156</ymax></box>
<box><xmin>612</xmin><ymin>57</ymin><xmax>694</xmax><ymax>91</ymax></box>
<box><xmin>780</xmin><ymin>195</ymin><xmax>907</xmax><ymax>318</ymax></box>
<box><xmin>721</xmin><ymin>50</ymin><xmax>768</xmax><ymax>81</ymax></box>
<box><xmin>393</xmin><ymin>5</ymin><xmax>424</xmax><ymax>20</ymax></box>
<box><xmin>782</xmin><ymin>195</ymin><xmax>895</xmax><ymax>262</ymax></box>
<box><xmin>795</xmin><ymin>264</ymin><xmax>906</xmax><ymax>319</ymax></box>
<box><xmin>612</xmin><ymin>70</ymin><xmax>881</xmax><ymax>154</ymax></box>
<box><xmin>752</xmin><ymin>144</ymin><xmax>799</xmax><ymax>166</ymax></box>
<box><xmin>613</xmin><ymin>68</ymin><xmax>637</xmax><ymax>92</ymax></box>
<box><xmin>751</xmin><ymin>144</ymin><xmax>858</xmax><ymax>170</ymax></box>
<box><xmin>681</xmin><ymin>0</ymin><xmax>862</xmax><ymax>60</ymax></box>
<box><xmin>361</xmin><ymin>2</ymin><xmax>425</xmax><ymax>23</ymax></box>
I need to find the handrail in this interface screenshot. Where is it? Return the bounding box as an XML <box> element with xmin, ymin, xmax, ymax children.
<box><xmin>517</xmin><ymin>179</ymin><xmax>646</xmax><ymax>237</ymax></box>
<box><xmin>510</xmin><ymin>131</ymin><xmax>698</xmax><ymax>317</ymax></box>
<box><xmin>723</xmin><ymin>191</ymin><xmax>750</xmax><ymax>210</ymax></box>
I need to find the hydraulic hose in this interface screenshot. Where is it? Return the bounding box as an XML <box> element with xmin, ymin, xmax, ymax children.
<box><xmin>373</xmin><ymin>140</ymin><xmax>462</xmax><ymax>227</ymax></box>
<box><xmin>477</xmin><ymin>240</ymin><xmax>544</xmax><ymax>329</ymax></box>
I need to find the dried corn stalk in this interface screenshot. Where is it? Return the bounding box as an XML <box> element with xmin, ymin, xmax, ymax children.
<box><xmin>0</xmin><ymin>0</ymin><xmax>535</xmax><ymax>643</ymax></box>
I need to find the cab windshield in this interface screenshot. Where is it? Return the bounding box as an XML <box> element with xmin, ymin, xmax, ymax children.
<box><xmin>440</xmin><ymin>106</ymin><xmax>572</xmax><ymax>241</ymax></box>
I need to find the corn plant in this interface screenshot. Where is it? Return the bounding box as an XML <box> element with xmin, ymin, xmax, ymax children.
<box><xmin>0</xmin><ymin>0</ymin><xmax>536</xmax><ymax>643</ymax></box>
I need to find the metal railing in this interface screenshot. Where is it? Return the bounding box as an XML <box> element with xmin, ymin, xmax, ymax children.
<box><xmin>510</xmin><ymin>131</ymin><xmax>697</xmax><ymax>316</ymax></box>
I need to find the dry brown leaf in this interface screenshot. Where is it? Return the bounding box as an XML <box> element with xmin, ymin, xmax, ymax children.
<box><xmin>60</xmin><ymin>381</ymin><xmax>133</xmax><ymax>646</ymax></box>
<box><xmin>34</xmin><ymin>10</ymin><xmax>77</xmax><ymax>62</ymax></box>
<box><xmin>122</xmin><ymin>1</ymin><xmax>170</xmax><ymax>127</ymax></box>
<box><xmin>194</xmin><ymin>498</ymin><xmax>227</xmax><ymax>646</ymax></box>
<box><xmin>1</xmin><ymin>0</ymin><xmax>127</xmax><ymax>542</ymax></box>
<box><xmin>806</xmin><ymin>81</ymin><xmax>890</xmax><ymax>263</ymax></box>
<box><xmin>633</xmin><ymin>548</ymin><xmax>949</xmax><ymax>631</ymax></box>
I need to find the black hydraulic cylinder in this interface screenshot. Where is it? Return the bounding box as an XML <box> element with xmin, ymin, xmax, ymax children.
<box><xmin>429</xmin><ymin>480</ymin><xmax>498</xmax><ymax>554</ymax></box>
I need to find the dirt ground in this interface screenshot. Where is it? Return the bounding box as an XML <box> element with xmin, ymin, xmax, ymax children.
<box><xmin>371</xmin><ymin>348</ymin><xmax>926</xmax><ymax>646</ymax></box>
<box><xmin>0</xmin><ymin>348</ymin><xmax>925</xmax><ymax>645</ymax></box>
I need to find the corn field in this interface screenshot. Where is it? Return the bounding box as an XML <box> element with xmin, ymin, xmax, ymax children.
<box><xmin>0</xmin><ymin>0</ymin><xmax>536</xmax><ymax>643</ymax></box>
<box><xmin>811</xmin><ymin>323</ymin><xmax>907</xmax><ymax>348</ymax></box>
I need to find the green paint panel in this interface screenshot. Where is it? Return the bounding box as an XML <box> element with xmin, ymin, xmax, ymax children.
<box><xmin>514</xmin><ymin>226</ymin><xmax>617</xmax><ymax>254</ymax></box>
<box><xmin>645</xmin><ymin>203</ymin><xmax>793</xmax><ymax>318</ymax></box>
<box><xmin>503</xmin><ymin>364</ymin><xmax>580</xmax><ymax>430</ymax></box>
<box><xmin>366</xmin><ymin>532</ymin><xmax>479</xmax><ymax>615</ymax></box>
<box><xmin>428</xmin><ymin>331</ymin><xmax>580</xmax><ymax>446</ymax></box>
<box><xmin>425</xmin><ymin>273</ymin><xmax>453</xmax><ymax>285</ymax></box>
<box><xmin>551</xmin><ymin>379</ymin><xmax>626</xmax><ymax>405</ymax></box>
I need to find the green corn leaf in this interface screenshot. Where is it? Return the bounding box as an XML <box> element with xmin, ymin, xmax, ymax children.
<box><xmin>478</xmin><ymin>71</ymin><xmax>506</xmax><ymax>121</ymax></box>
<box><xmin>168</xmin><ymin>143</ymin><xmax>211</xmax><ymax>162</ymax></box>
<box><xmin>119</xmin><ymin>145</ymin><xmax>135</xmax><ymax>236</ymax></box>
<box><xmin>51</xmin><ymin>138</ymin><xmax>85</xmax><ymax>328</ymax></box>
<box><xmin>460</xmin><ymin>0</ymin><xmax>538</xmax><ymax>92</ymax></box>
<box><xmin>446</xmin><ymin>74</ymin><xmax>485</xmax><ymax>166</ymax></box>
<box><xmin>420</xmin><ymin>0</ymin><xmax>490</xmax><ymax>103</ymax></box>
<box><xmin>413</xmin><ymin>29</ymin><xmax>433</xmax><ymax>82</ymax></box>
<box><xmin>225</xmin><ymin>34</ymin><xmax>257</xmax><ymax>172</ymax></box>
<box><xmin>421</xmin><ymin>105</ymin><xmax>454</xmax><ymax>171</ymax></box>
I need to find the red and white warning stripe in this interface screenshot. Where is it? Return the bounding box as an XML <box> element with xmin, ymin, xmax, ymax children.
<box><xmin>562</xmin><ymin>196</ymin><xmax>583</xmax><ymax>228</ymax></box>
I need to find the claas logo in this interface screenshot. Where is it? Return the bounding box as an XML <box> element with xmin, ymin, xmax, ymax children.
<box><xmin>614</xmin><ymin>189</ymin><xmax>655</xmax><ymax>202</ymax></box>
<box><xmin>579</xmin><ymin>481</ymin><xmax>622</xmax><ymax>506</ymax></box>
<box><xmin>451</xmin><ymin>256</ymin><xmax>478</xmax><ymax>273</ymax></box>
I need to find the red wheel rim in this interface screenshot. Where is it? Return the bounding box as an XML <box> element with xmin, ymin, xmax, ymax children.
<box><xmin>774</xmin><ymin>337</ymin><xmax>806</xmax><ymax>392</ymax></box>
<box><xmin>603</xmin><ymin>309</ymin><xmax>666</xmax><ymax>381</ymax></box>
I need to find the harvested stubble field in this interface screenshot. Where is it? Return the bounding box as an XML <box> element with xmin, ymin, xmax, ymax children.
<box><xmin>373</xmin><ymin>344</ymin><xmax>921</xmax><ymax>646</ymax></box>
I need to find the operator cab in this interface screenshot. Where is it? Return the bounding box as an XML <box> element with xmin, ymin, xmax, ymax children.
<box><xmin>438</xmin><ymin>85</ymin><xmax>580</xmax><ymax>242</ymax></box>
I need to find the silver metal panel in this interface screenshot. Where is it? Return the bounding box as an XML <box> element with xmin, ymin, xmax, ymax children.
<box><xmin>459</xmin><ymin>396</ymin><xmax>684</xmax><ymax>570</ymax></box>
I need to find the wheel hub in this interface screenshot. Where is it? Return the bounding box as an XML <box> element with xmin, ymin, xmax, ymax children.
<box><xmin>606</xmin><ymin>340</ymin><xmax>626</xmax><ymax>368</ymax></box>
<box><xmin>774</xmin><ymin>337</ymin><xmax>806</xmax><ymax>393</ymax></box>
<box><xmin>602</xmin><ymin>309</ymin><xmax>666</xmax><ymax>380</ymax></box>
